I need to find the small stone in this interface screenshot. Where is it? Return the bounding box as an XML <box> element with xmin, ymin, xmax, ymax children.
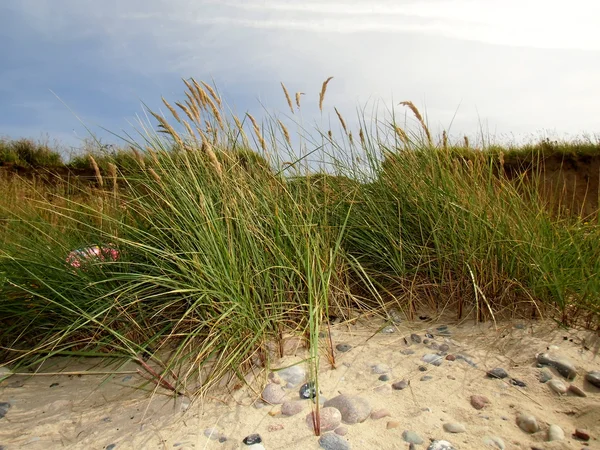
<box><xmin>447</xmin><ymin>375</ymin><xmax>456</xmax><ymax>380</ymax></box>
<box><xmin>422</xmin><ymin>354</ymin><xmax>443</xmax><ymax>366</ymax></box>
<box><xmin>470</xmin><ymin>395</ymin><xmax>490</xmax><ymax>410</ymax></box>
<box><xmin>436</xmin><ymin>326</ymin><xmax>451</xmax><ymax>336</ymax></box>
<box><xmin>334</xmin><ymin>427</ymin><xmax>348</xmax><ymax>436</ymax></box>
<box><xmin>371</xmin><ymin>364</ymin><xmax>389</xmax><ymax>375</ymax></box>
<box><xmin>49</xmin><ymin>382</ymin><xmax>59</xmax><ymax>388</ymax></box>
<box><xmin>299</xmin><ymin>381</ymin><xmax>317</xmax><ymax>399</ymax></box>
<box><xmin>420</xmin><ymin>375</ymin><xmax>432</xmax><ymax>381</ymax></box>
<box><xmin>336</xmin><ymin>344</ymin><xmax>352</xmax><ymax>353</ymax></box>
<box><xmin>411</xmin><ymin>334</ymin><xmax>422</xmax><ymax>344</ymax></box>
<box><xmin>401</xmin><ymin>349</ymin><xmax>415</xmax><ymax>355</ymax></box>
<box><xmin>262</xmin><ymin>383</ymin><xmax>286</xmax><ymax>404</ymax></box>
<box><xmin>547</xmin><ymin>379</ymin><xmax>568</xmax><ymax>395</ymax></box>
<box><xmin>456</xmin><ymin>354</ymin><xmax>477</xmax><ymax>367</ymax></box>
<box><xmin>536</xmin><ymin>353</ymin><xmax>577</xmax><ymax>380</ymax></box>
<box><xmin>306</xmin><ymin>407</ymin><xmax>342</xmax><ymax>432</ymax></box>
<box><xmin>392</xmin><ymin>380</ymin><xmax>408</xmax><ymax>390</ymax></box>
<box><xmin>423</xmin><ymin>339</ymin><xmax>430</xmax><ymax>344</ymax></box>
<box><xmin>486</xmin><ymin>368</ymin><xmax>508</xmax><ymax>379</ymax></box>
<box><xmin>585</xmin><ymin>371</ymin><xmax>600</xmax><ymax>388</ymax></box>
<box><xmin>318</xmin><ymin>433</ymin><xmax>350</xmax><ymax>450</ymax></box>
<box><xmin>370</xmin><ymin>408</ymin><xmax>390</xmax><ymax>420</ymax></box>
<box><xmin>516</xmin><ymin>413</ymin><xmax>539</xmax><ymax>433</ymax></box>
<box><xmin>510</xmin><ymin>378</ymin><xmax>527</xmax><ymax>387</ymax></box>
<box><xmin>281</xmin><ymin>400</ymin><xmax>304</xmax><ymax>416</ymax></box>
<box><xmin>268</xmin><ymin>424</ymin><xmax>284</xmax><ymax>432</ymax></box>
<box><xmin>324</xmin><ymin>394</ymin><xmax>371</xmax><ymax>424</ymax></box>
<box><xmin>0</xmin><ymin>403</ymin><xmax>10</xmax><ymax>419</ymax></box>
<box><xmin>430</xmin><ymin>342</ymin><xmax>439</xmax><ymax>350</ymax></box>
<box><xmin>427</xmin><ymin>440</ymin><xmax>456</xmax><ymax>450</ymax></box>
<box><xmin>568</xmin><ymin>384</ymin><xmax>587</xmax><ymax>397</ymax></box>
<box><xmin>419</xmin><ymin>366</ymin><xmax>427</xmax><ymax>372</ymax></box>
<box><xmin>387</xmin><ymin>420</ymin><xmax>401</xmax><ymax>429</ymax></box>
<box><xmin>547</xmin><ymin>424</ymin><xmax>565</xmax><ymax>441</ymax></box>
<box><xmin>439</xmin><ymin>344</ymin><xmax>450</xmax><ymax>353</ymax></box>
<box><xmin>106</xmin><ymin>445</ymin><xmax>116</xmax><ymax>450</ymax></box>
<box><xmin>574</xmin><ymin>428</ymin><xmax>590</xmax><ymax>441</ymax></box>
<box><xmin>443</xmin><ymin>422</ymin><xmax>466</xmax><ymax>433</ymax></box>
<box><xmin>277</xmin><ymin>365</ymin><xmax>306</xmax><ymax>388</ymax></box>
<box><xmin>539</xmin><ymin>368</ymin><xmax>553</xmax><ymax>383</ymax></box>
<box><xmin>446</xmin><ymin>355</ymin><xmax>456</xmax><ymax>361</ymax></box>
<box><xmin>425</xmin><ymin>333</ymin><xmax>434</xmax><ymax>339</ymax></box>
<box><xmin>381</xmin><ymin>325</ymin><xmax>395</xmax><ymax>334</ymax></box>
<box><xmin>402</xmin><ymin>430</ymin><xmax>424</xmax><ymax>444</ymax></box>
<box><xmin>483</xmin><ymin>436</ymin><xmax>505</xmax><ymax>449</ymax></box>
<box><xmin>243</xmin><ymin>434</ymin><xmax>262</xmax><ymax>445</ymax></box>
<box><xmin>378</xmin><ymin>374</ymin><xmax>390</xmax><ymax>382</ymax></box>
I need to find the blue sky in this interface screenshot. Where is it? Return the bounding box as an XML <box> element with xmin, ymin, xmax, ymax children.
<box><xmin>1</xmin><ymin>0</ymin><xmax>599</xmax><ymax>155</ymax></box>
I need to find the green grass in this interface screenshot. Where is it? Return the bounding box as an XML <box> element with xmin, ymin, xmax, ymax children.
<box><xmin>0</xmin><ymin>79</ymin><xmax>599</xmax><ymax>411</ymax></box>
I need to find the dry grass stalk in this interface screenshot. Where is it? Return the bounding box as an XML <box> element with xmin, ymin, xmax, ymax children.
<box><xmin>131</xmin><ymin>147</ymin><xmax>146</xmax><ymax>169</ymax></box>
<box><xmin>328</xmin><ymin>130</ymin><xmax>333</xmax><ymax>140</ymax></box>
<box><xmin>319</xmin><ymin>77</ymin><xmax>334</xmax><ymax>112</ymax></box>
<box><xmin>185</xmin><ymin>99</ymin><xmax>202</xmax><ymax>124</ymax></box>
<box><xmin>204</xmin><ymin>95</ymin><xmax>224</xmax><ymax>130</ymax></box>
<box><xmin>442</xmin><ymin>130</ymin><xmax>448</xmax><ymax>150</ymax></box>
<box><xmin>201</xmin><ymin>81</ymin><xmax>221</xmax><ymax>108</ymax></box>
<box><xmin>359</xmin><ymin>128</ymin><xmax>365</xmax><ymax>145</ymax></box>
<box><xmin>198</xmin><ymin>131</ymin><xmax>223</xmax><ymax>179</ymax></box>
<box><xmin>191</xmin><ymin>79</ymin><xmax>209</xmax><ymax>108</ymax></box>
<box><xmin>278</xmin><ymin>120</ymin><xmax>292</xmax><ymax>147</ymax></box>
<box><xmin>399</xmin><ymin>101</ymin><xmax>431</xmax><ymax>145</ymax></box>
<box><xmin>394</xmin><ymin>125</ymin><xmax>409</xmax><ymax>145</ymax></box>
<box><xmin>148</xmin><ymin>168</ymin><xmax>162</xmax><ymax>185</ymax></box>
<box><xmin>107</xmin><ymin>162</ymin><xmax>118</xmax><ymax>193</ymax></box>
<box><xmin>184</xmin><ymin>92</ymin><xmax>202</xmax><ymax>121</ymax></box>
<box><xmin>334</xmin><ymin>107</ymin><xmax>348</xmax><ymax>134</ymax></box>
<box><xmin>232</xmin><ymin>115</ymin><xmax>250</xmax><ymax>147</ymax></box>
<box><xmin>151</xmin><ymin>111</ymin><xmax>184</xmax><ymax>148</ymax></box>
<box><xmin>348</xmin><ymin>132</ymin><xmax>353</xmax><ymax>144</ymax></box>
<box><xmin>280</xmin><ymin>83</ymin><xmax>294</xmax><ymax>114</ymax></box>
<box><xmin>182</xmin><ymin>120</ymin><xmax>197</xmax><ymax>141</ymax></box>
<box><xmin>89</xmin><ymin>155</ymin><xmax>103</xmax><ymax>188</ymax></box>
<box><xmin>176</xmin><ymin>101</ymin><xmax>197</xmax><ymax>124</ymax></box>
<box><xmin>162</xmin><ymin>97</ymin><xmax>181</xmax><ymax>123</ymax></box>
<box><xmin>464</xmin><ymin>136</ymin><xmax>470</xmax><ymax>148</ymax></box>
<box><xmin>146</xmin><ymin>147</ymin><xmax>160</xmax><ymax>166</ymax></box>
<box><xmin>498</xmin><ymin>151</ymin><xmax>505</xmax><ymax>168</ymax></box>
<box><xmin>295</xmin><ymin>92</ymin><xmax>305</xmax><ymax>109</ymax></box>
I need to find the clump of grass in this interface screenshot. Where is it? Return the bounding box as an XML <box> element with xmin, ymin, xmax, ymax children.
<box><xmin>0</xmin><ymin>137</ymin><xmax>63</xmax><ymax>168</ymax></box>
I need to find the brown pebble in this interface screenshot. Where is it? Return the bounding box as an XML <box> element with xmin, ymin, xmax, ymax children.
<box><xmin>574</xmin><ymin>428</ymin><xmax>590</xmax><ymax>441</ymax></box>
<box><xmin>392</xmin><ymin>380</ymin><xmax>408</xmax><ymax>390</ymax></box>
<box><xmin>370</xmin><ymin>408</ymin><xmax>391</xmax><ymax>420</ymax></box>
<box><xmin>446</xmin><ymin>355</ymin><xmax>456</xmax><ymax>361</ymax></box>
<box><xmin>470</xmin><ymin>395</ymin><xmax>490</xmax><ymax>410</ymax></box>
<box><xmin>386</xmin><ymin>420</ymin><xmax>401</xmax><ymax>429</ymax></box>
<box><xmin>334</xmin><ymin>426</ymin><xmax>348</xmax><ymax>436</ymax></box>
<box><xmin>305</xmin><ymin>407</ymin><xmax>342</xmax><ymax>432</ymax></box>
<box><xmin>447</xmin><ymin>375</ymin><xmax>456</xmax><ymax>380</ymax></box>
<box><xmin>568</xmin><ymin>385</ymin><xmax>587</xmax><ymax>397</ymax></box>
<box><xmin>268</xmin><ymin>424</ymin><xmax>284</xmax><ymax>432</ymax></box>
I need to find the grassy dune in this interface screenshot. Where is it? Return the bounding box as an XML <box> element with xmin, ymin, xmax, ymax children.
<box><xmin>1</xmin><ymin>79</ymin><xmax>599</xmax><ymax>399</ymax></box>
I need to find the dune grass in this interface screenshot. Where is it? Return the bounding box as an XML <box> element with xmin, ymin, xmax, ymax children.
<box><xmin>1</xmin><ymin>79</ymin><xmax>599</xmax><ymax>417</ymax></box>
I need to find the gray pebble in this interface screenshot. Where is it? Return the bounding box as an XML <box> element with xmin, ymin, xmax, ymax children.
<box><xmin>585</xmin><ymin>371</ymin><xmax>600</xmax><ymax>388</ymax></box>
<box><xmin>106</xmin><ymin>445</ymin><xmax>116</xmax><ymax>450</ymax></box>
<box><xmin>243</xmin><ymin>434</ymin><xmax>262</xmax><ymax>445</ymax></box>
<box><xmin>422</xmin><ymin>354</ymin><xmax>443</xmax><ymax>366</ymax></box>
<box><xmin>419</xmin><ymin>366</ymin><xmax>428</xmax><ymax>372</ymax></box>
<box><xmin>0</xmin><ymin>403</ymin><xmax>10</xmax><ymax>419</ymax></box>
<box><xmin>483</xmin><ymin>436</ymin><xmax>505</xmax><ymax>449</ymax></box>
<box><xmin>547</xmin><ymin>379</ymin><xmax>568</xmax><ymax>395</ymax></box>
<box><xmin>334</xmin><ymin>426</ymin><xmax>348</xmax><ymax>436</ymax></box>
<box><xmin>411</xmin><ymin>334</ymin><xmax>422</xmax><ymax>344</ymax></box>
<box><xmin>371</xmin><ymin>364</ymin><xmax>389</xmax><ymax>375</ymax></box>
<box><xmin>455</xmin><ymin>354</ymin><xmax>477</xmax><ymax>367</ymax></box>
<box><xmin>336</xmin><ymin>344</ymin><xmax>352</xmax><ymax>353</ymax></box>
<box><xmin>438</xmin><ymin>344</ymin><xmax>449</xmax><ymax>352</ymax></box>
<box><xmin>539</xmin><ymin>368</ymin><xmax>553</xmax><ymax>383</ymax></box>
<box><xmin>378</xmin><ymin>374</ymin><xmax>390</xmax><ymax>382</ymax></box>
<box><xmin>420</xmin><ymin>375</ymin><xmax>433</xmax><ymax>381</ymax></box>
<box><xmin>277</xmin><ymin>365</ymin><xmax>306</xmax><ymax>388</ymax></box>
<box><xmin>547</xmin><ymin>424</ymin><xmax>565</xmax><ymax>441</ymax></box>
<box><xmin>381</xmin><ymin>325</ymin><xmax>395</xmax><ymax>334</ymax></box>
<box><xmin>516</xmin><ymin>413</ymin><xmax>539</xmax><ymax>433</ymax></box>
<box><xmin>423</xmin><ymin>339</ymin><xmax>430</xmax><ymax>345</ymax></box>
<box><xmin>427</xmin><ymin>440</ymin><xmax>456</xmax><ymax>450</ymax></box>
<box><xmin>299</xmin><ymin>381</ymin><xmax>317</xmax><ymax>399</ymax></box>
<box><xmin>402</xmin><ymin>430</ymin><xmax>424</xmax><ymax>444</ymax></box>
<box><xmin>510</xmin><ymin>378</ymin><xmax>526</xmax><ymax>387</ymax></box>
<box><xmin>486</xmin><ymin>368</ymin><xmax>508</xmax><ymax>379</ymax></box>
<box><xmin>401</xmin><ymin>349</ymin><xmax>415</xmax><ymax>355</ymax></box>
<box><xmin>536</xmin><ymin>353</ymin><xmax>576</xmax><ymax>380</ymax></box>
<box><xmin>318</xmin><ymin>432</ymin><xmax>351</xmax><ymax>450</ymax></box>
<box><xmin>324</xmin><ymin>394</ymin><xmax>371</xmax><ymax>424</ymax></box>
<box><xmin>515</xmin><ymin>323</ymin><xmax>526</xmax><ymax>329</ymax></box>
<box><xmin>443</xmin><ymin>422</ymin><xmax>466</xmax><ymax>433</ymax></box>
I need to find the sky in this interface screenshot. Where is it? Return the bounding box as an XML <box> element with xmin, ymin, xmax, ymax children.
<box><xmin>1</xmin><ymin>0</ymin><xmax>599</xmax><ymax>156</ymax></box>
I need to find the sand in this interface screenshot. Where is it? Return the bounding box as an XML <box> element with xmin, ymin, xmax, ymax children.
<box><xmin>1</xmin><ymin>318</ymin><xmax>599</xmax><ymax>450</ymax></box>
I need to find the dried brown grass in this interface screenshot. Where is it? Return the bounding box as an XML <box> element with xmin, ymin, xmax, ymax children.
<box><xmin>319</xmin><ymin>77</ymin><xmax>334</xmax><ymax>112</ymax></box>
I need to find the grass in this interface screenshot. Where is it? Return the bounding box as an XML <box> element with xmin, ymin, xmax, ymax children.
<box><xmin>0</xmin><ymin>78</ymin><xmax>599</xmax><ymax>432</ymax></box>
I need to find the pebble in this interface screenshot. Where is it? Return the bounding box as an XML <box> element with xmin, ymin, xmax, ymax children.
<box><xmin>419</xmin><ymin>366</ymin><xmax>428</xmax><ymax>372</ymax></box>
<box><xmin>277</xmin><ymin>365</ymin><xmax>306</xmax><ymax>388</ymax></box>
<box><xmin>422</xmin><ymin>354</ymin><xmax>443</xmax><ymax>366</ymax></box>
<box><xmin>370</xmin><ymin>408</ymin><xmax>390</xmax><ymax>420</ymax></box>
<box><xmin>420</xmin><ymin>375</ymin><xmax>433</xmax><ymax>381</ymax></box>
<box><xmin>427</xmin><ymin>440</ymin><xmax>456</xmax><ymax>450</ymax></box>
<box><xmin>381</xmin><ymin>325</ymin><xmax>395</xmax><ymax>334</ymax></box>
<box><xmin>574</xmin><ymin>428</ymin><xmax>590</xmax><ymax>441</ymax></box>
<box><xmin>539</xmin><ymin>368</ymin><xmax>553</xmax><ymax>383</ymax></box>
<box><xmin>443</xmin><ymin>422</ymin><xmax>466</xmax><ymax>433</ymax></box>
<box><xmin>378</xmin><ymin>374</ymin><xmax>390</xmax><ymax>382</ymax></box>
<box><xmin>299</xmin><ymin>381</ymin><xmax>317</xmax><ymax>399</ymax></box>
<box><xmin>536</xmin><ymin>353</ymin><xmax>576</xmax><ymax>380</ymax></box>
<box><xmin>306</xmin><ymin>407</ymin><xmax>342</xmax><ymax>432</ymax></box>
<box><xmin>246</xmin><ymin>445</ymin><xmax>265</xmax><ymax>450</ymax></box>
<box><xmin>281</xmin><ymin>400</ymin><xmax>304</xmax><ymax>416</ymax></box>
<box><xmin>324</xmin><ymin>395</ymin><xmax>371</xmax><ymax>424</ymax></box>
<box><xmin>430</xmin><ymin>343</ymin><xmax>439</xmax><ymax>350</ymax></box>
<box><xmin>401</xmin><ymin>349</ymin><xmax>415</xmax><ymax>355</ymax></box>
<box><xmin>438</xmin><ymin>344</ymin><xmax>449</xmax><ymax>353</ymax></box>
<box><xmin>455</xmin><ymin>354</ymin><xmax>477</xmax><ymax>367</ymax></box>
<box><xmin>568</xmin><ymin>384</ymin><xmax>587</xmax><ymax>397</ymax></box>
<box><xmin>445</xmin><ymin>355</ymin><xmax>456</xmax><ymax>361</ymax></box>
<box><xmin>0</xmin><ymin>403</ymin><xmax>10</xmax><ymax>419</ymax></box>
<box><xmin>318</xmin><ymin>433</ymin><xmax>351</xmax><ymax>450</ymax></box>
<box><xmin>262</xmin><ymin>383</ymin><xmax>286</xmax><ymax>404</ymax></box>
<box><xmin>411</xmin><ymin>334</ymin><xmax>422</xmax><ymax>344</ymax></box>
<box><xmin>387</xmin><ymin>420</ymin><xmax>400</xmax><ymax>429</ymax></box>
<box><xmin>371</xmin><ymin>364</ymin><xmax>389</xmax><ymax>374</ymax></box>
<box><xmin>510</xmin><ymin>378</ymin><xmax>527</xmax><ymax>387</ymax></box>
<box><xmin>268</xmin><ymin>424</ymin><xmax>284</xmax><ymax>432</ymax></box>
<box><xmin>547</xmin><ymin>424</ymin><xmax>565</xmax><ymax>441</ymax></box>
<box><xmin>243</xmin><ymin>434</ymin><xmax>262</xmax><ymax>445</ymax></box>
<box><xmin>334</xmin><ymin>427</ymin><xmax>348</xmax><ymax>436</ymax></box>
<box><xmin>402</xmin><ymin>430</ymin><xmax>424</xmax><ymax>444</ymax></box>
<box><xmin>547</xmin><ymin>379</ymin><xmax>568</xmax><ymax>395</ymax></box>
<box><xmin>425</xmin><ymin>333</ymin><xmax>434</xmax><ymax>339</ymax></box>
<box><xmin>483</xmin><ymin>436</ymin><xmax>505</xmax><ymax>449</ymax></box>
<box><xmin>423</xmin><ymin>339</ymin><xmax>430</xmax><ymax>344</ymax></box>
<box><xmin>516</xmin><ymin>413</ymin><xmax>539</xmax><ymax>433</ymax></box>
<box><xmin>392</xmin><ymin>380</ymin><xmax>408</xmax><ymax>390</ymax></box>
<box><xmin>486</xmin><ymin>368</ymin><xmax>508</xmax><ymax>379</ymax></box>
<box><xmin>585</xmin><ymin>371</ymin><xmax>600</xmax><ymax>388</ymax></box>
<box><xmin>389</xmin><ymin>308</ymin><xmax>403</xmax><ymax>324</ymax></box>
<box><xmin>106</xmin><ymin>445</ymin><xmax>116</xmax><ymax>450</ymax></box>
<box><xmin>336</xmin><ymin>344</ymin><xmax>352</xmax><ymax>353</ymax></box>
<box><xmin>470</xmin><ymin>395</ymin><xmax>490</xmax><ymax>410</ymax></box>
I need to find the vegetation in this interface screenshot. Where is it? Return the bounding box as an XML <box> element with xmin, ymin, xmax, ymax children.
<box><xmin>0</xmin><ymin>79</ymin><xmax>599</xmax><ymax>418</ymax></box>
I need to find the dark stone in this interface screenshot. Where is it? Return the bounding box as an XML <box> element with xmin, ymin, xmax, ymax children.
<box><xmin>536</xmin><ymin>353</ymin><xmax>576</xmax><ymax>380</ymax></box>
<box><xmin>106</xmin><ymin>445</ymin><xmax>116</xmax><ymax>450</ymax></box>
<box><xmin>318</xmin><ymin>432</ymin><xmax>350</xmax><ymax>450</ymax></box>
<box><xmin>392</xmin><ymin>380</ymin><xmax>408</xmax><ymax>390</ymax></box>
<box><xmin>50</xmin><ymin>383</ymin><xmax>59</xmax><ymax>388</ymax></box>
<box><xmin>438</xmin><ymin>344</ymin><xmax>449</xmax><ymax>353</ymax></box>
<box><xmin>420</xmin><ymin>375</ymin><xmax>432</xmax><ymax>381</ymax></box>
<box><xmin>400</xmin><ymin>349</ymin><xmax>415</xmax><ymax>355</ymax></box>
<box><xmin>425</xmin><ymin>333</ymin><xmax>434</xmax><ymax>339</ymax></box>
<box><xmin>299</xmin><ymin>381</ymin><xmax>317</xmax><ymax>399</ymax></box>
<box><xmin>585</xmin><ymin>371</ymin><xmax>600</xmax><ymax>388</ymax></box>
<box><xmin>573</xmin><ymin>429</ymin><xmax>590</xmax><ymax>441</ymax></box>
<box><xmin>218</xmin><ymin>436</ymin><xmax>228</xmax><ymax>443</ymax></box>
<box><xmin>378</xmin><ymin>374</ymin><xmax>390</xmax><ymax>382</ymax></box>
<box><xmin>419</xmin><ymin>316</ymin><xmax>430</xmax><ymax>321</ymax></box>
<box><xmin>423</xmin><ymin>339</ymin><xmax>430</xmax><ymax>345</ymax></box>
<box><xmin>455</xmin><ymin>354</ymin><xmax>477</xmax><ymax>367</ymax></box>
<box><xmin>446</xmin><ymin>355</ymin><xmax>456</xmax><ymax>361</ymax></box>
<box><xmin>486</xmin><ymin>368</ymin><xmax>509</xmax><ymax>379</ymax></box>
<box><xmin>419</xmin><ymin>366</ymin><xmax>427</xmax><ymax>372</ymax></box>
<box><xmin>0</xmin><ymin>403</ymin><xmax>10</xmax><ymax>419</ymax></box>
<box><xmin>510</xmin><ymin>378</ymin><xmax>527</xmax><ymax>387</ymax></box>
<box><xmin>410</xmin><ymin>334</ymin><xmax>422</xmax><ymax>344</ymax></box>
<box><xmin>243</xmin><ymin>434</ymin><xmax>262</xmax><ymax>445</ymax></box>
<box><xmin>336</xmin><ymin>344</ymin><xmax>352</xmax><ymax>353</ymax></box>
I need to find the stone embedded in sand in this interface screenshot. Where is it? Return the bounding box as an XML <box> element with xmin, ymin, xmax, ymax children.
<box><xmin>410</xmin><ymin>334</ymin><xmax>422</xmax><ymax>344</ymax></box>
<box><xmin>324</xmin><ymin>394</ymin><xmax>372</xmax><ymax>424</ymax></box>
<box><xmin>510</xmin><ymin>378</ymin><xmax>526</xmax><ymax>387</ymax></box>
<box><xmin>371</xmin><ymin>364</ymin><xmax>390</xmax><ymax>375</ymax></box>
<box><xmin>486</xmin><ymin>368</ymin><xmax>508</xmax><ymax>379</ymax></box>
<box><xmin>470</xmin><ymin>395</ymin><xmax>490</xmax><ymax>410</ymax></box>
<box><xmin>443</xmin><ymin>422</ymin><xmax>466</xmax><ymax>433</ymax></box>
<box><xmin>427</xmin><ymin>440</ymin><xmax>456</xmax><ymax>450</ymax></box>
<box><xmin>422</xmin><ymin>354</ymin><xmax>443</xmax><ymax>366</ymax></box>
<box><xmin>516</xmin><ymin>413</ymin><xmax>539</xmax><ymax>433</ymax></box>
<box><xmin>483</xmin><ymin>436</ymin><xmax>505</xmax><ymax>449</ymax></box>
<box><xmin>281</xmin><ymin>400</ymin><xmax>304</xmax><ymax>416</ymax></box>
<box><xmin>574</xmin><ymin>428</ymin><xmax>590</xmax><ymax>441</ymax></box>
<box><xmin>306</xmin><ymin>407</ymin><xmax>342</xmax><ymax>432</ymax></box>
<box><xmin>536</xmin><ymin>353</ymin><xmax>576</xmax><ymax>380</ymax></box>
<box><xmin>392</xmin><ymin>380</ymin><xmax>408</xmax><ymax>390</ymax></box>
<box><xmin>401</xmin><ymin>349</ymin><xmax>415</xmax><ymax>355</ymax></box>
<box><xmin>268</xmin><ymin>423</ymin><xmax>284</xmax><ymax>432</ymax></box>
<box><xmin>299</xmin><ymin>381</ymin><xmax>317</xmax><ymax>400</ymax></box>
<box><xmin>455</xmin><ymin>354</ymin><xmax>477</xmax><ymax>367</ymax></box>
<box><xmin>336</xmin><ymin>343</ymin><xmax>352</xmax><ymax>353</ymax></box>
<box><xmin>402</xmin><ymin>430</ymin><xmax>424</xmax><ymax>445</ymax></box>
<box><xmin>585</xmin><ymin>371</ymin><xmax>600</xmax><ymax>388</ymax></box>
<box><xmin>547</xmin><ymin>379</ymin><xmax>568</xmax><ymax>395</ymax></box>
<box><xmin>539</xmin><ymin>368</ymin><xmax>553</xmax><ymax>383</ymax></box>
<box><xmin>318</xmin><ymin>432</ymin><xmax>351</xmax><ymax>450</ymax></box>
<box><xmin>262</xmin><ymin>383</ymin><xmax>286</xmax><ymax>404</ymax></box>
<box><xmin>277</xmin><ymin>365</ymin><xmax>306</xmax><ymax>388</ymax></box>
<box><xmin>242</xmin><ymin>434</ymin><xmax>262</xmax><ymax>445</ymax></box>
<box><xmin>378</xmin><ymin>374</ymin><xmax>390</xmax><ymax>382</ymax></box>
<box><xmin>419</xmin><ymin>366</ymin><xmax>428</xmax><ymax>372</ymax></box>
<box><xmin>334</xmin><ymin>426</ymin><xmax>348</xmax><ymax>436</ymax></box>
<box><xmin>420</xmin><ymin>375</ymin><xmax>433</xmax><ymax>381</ymax></box>
<box><xmin>0</xmin><ymin>402</ymin><xmax>10</xmax><ymax>419</ymax></box>
<box><xmin>381</xmin><ymin>325</ymin><xmax>395</xmax><ymax>334</ymax></box>
<box><xmin>445</xmin><ymin>355</ymin><xmax>456</xmax><ymax>361</ymax></box>
<box><xmin>387</xmin><ymin>420</ymin><xmax>401</xmax><ymax>429</ymax></box>
<box><xmin>547</xmin><ymin>424</ymin><xmax>565</xmax><ymax>441</ymax></box>
<box><xmin>370</xmin><ymin>408</ymin><xmax>391</xmax><ymax>420</ymax></box>
<box><xmin>568</xmin><ymin>384</ymin><xmax>587</xmax><ymax>397</ymax></box>
<box><xmin>438</xmin><ymin>344</ymin><xmax>450</xmax><ymax>353</ymax></box>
